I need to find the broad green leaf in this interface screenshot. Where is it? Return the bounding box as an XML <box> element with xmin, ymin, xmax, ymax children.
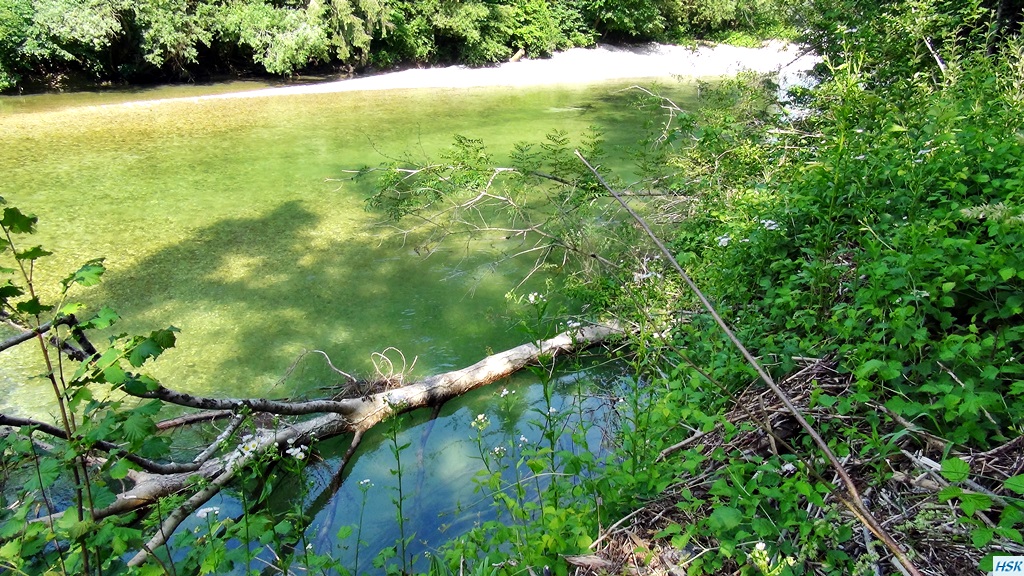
<box><xmin>336</xmin><ymin>525</ymin><xmax>353</xmax><ymax>540</ymax></box>
<box><xmin>150</xmin><ymin>326</ymin><xmax>178</xmax><ymax>349</ymax></box>
<box><xmin>61</xmin><ymin>258</ymin><xmax>106</xmax><ymax>289</ymax></box>
<box><xmin>109</xmin><ymin>458</ymin><xmax>132</xmax><ymax>480</ymax></box>
<box><xmin>102</xmin><ymin>363</ymin><xmax>127</xmax><ymax>385</ymax></box>
<box><xmin>998</xmin><ymin>526</ymin><xmax>1024</xmax><ymax>544</ymax></box>
<box><xmin>199</xmin><ymin>544</ymin><xmax>224</xmax><ymax>574</ymax></box>
<box><xmin>971</xmin><ymin>527</ymin><xmax>994</xmax><ymax>547</ymax></box>
<box><xmin>961</xmin><ymin>492</ymin><xmax>993</xmax><ymax>516</ymax></box>
<box><xmin>15</xmin><ymin>297</ymin><xmax>52</xmax><ymax>316</ymax></box>
<box><xmin>81</xmin><ymin>305</ymin><xmax>119</xmax><ymax>329</ymax></box>
<box><xmin>856</xmin><ymin>358</ymin><xmax>901</xmax><ymax>380</ymax></box>
<box><xmin>274</xmin><ymin>520</ymin><xmax>292</xmax><ymax>536</ymax></box>
<box><xmin>1000</xmin><ymin>267</ymin><xmax>1017</xmax><ymax>281</ymax></box>
<box><xmin>90</xmin><ymin>483</ymin><xmax>117</xmax><ymax>509</ymax></box>
<box><xmin>1005</xmin><ymin>475</ymin><xmax>1024</xmax><ymax>495</ymax></box>
<box><xmin>0</xmin><ymin>207</ymin><xmax>37</xmax><ymax>234</ymax></box>
<box><xmin>59</xmin><ymin>302</ymin><xmax>85</xmax><ymax>316</ymax></box>
<box><xmin>121</xmin><ymin>412</ymin><xmax>156</xmax><ymax>445</ymax></box>
<box><xmin>14</xmin><ymin>245</ymin><xmax>51</xmax><ymax>261</ymax></box>
<box><xmin>0</xmin><ymin>539</ymin><xmax>20</xmax><ymax>561</ymax></box>
<box><xmin>139</xmin><ymin>435</ymin><xmax>171</xmax><ymax>459</ymax></box>
<box><xmin>0</xmin><ymin>281</ymin><xmax>24</xmax><ymax>300</ymax></box>
<box><xmin>127</xmin><ymin>328</ymin><xmax>178</xmax><ymax>367</ymax></box>
<box><xmin>937</xmin><ymin>485</ymin><xmax>963</xmax><ymax>502</ymax></box>
<box><xmin>122</xmin><ymin>373</ymin><xmax>149</xmax><ymax>393</ymax></box>
<box><xmin>707</xmin><ymin>506</ymin><xmax>743</xmax><ymax>531</ymax></box>
<box><xmin>135</xmin><ymin>399</ymin><xmax>163</xmax><ymax>416</ymax></box>
<box><xmin>940</xmin><ymin>458</ymin><xmax>970</xmax><ymax>483</ymax></box>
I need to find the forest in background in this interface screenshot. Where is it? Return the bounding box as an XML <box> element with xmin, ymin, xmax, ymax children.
<box><xmin>0</xmin><ymin>0</ymin><xmax>796</xmax><ymax>92</ymax></box>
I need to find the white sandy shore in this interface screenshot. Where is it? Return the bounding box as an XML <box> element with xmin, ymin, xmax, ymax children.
<box><xmin>129</xmin><ymin>41</ymin><xmax>819</xmax><ymax>106</ymax></box>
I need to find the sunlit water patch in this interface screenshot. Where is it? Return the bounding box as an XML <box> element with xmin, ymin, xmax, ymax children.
<box><xmin>1</xmin><ymin>79</ymin><xmax>692</xmax><ymax>417</ymax></box>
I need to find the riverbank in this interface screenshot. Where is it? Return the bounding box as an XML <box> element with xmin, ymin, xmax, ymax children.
<box><xmin>125</xmin><ymin>41</ymin><xmax>819</xmax><ymax>107</ymax></box>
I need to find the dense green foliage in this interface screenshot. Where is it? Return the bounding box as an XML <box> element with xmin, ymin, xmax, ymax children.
<box><xmin>0</xmin><ymin>0</ymin><xmax>796</xmax><ymax>92</ymax></box>
<box><xmin>361</xmin><ymin>0</ymin><xmax>1024</xmax><ymax>572</ymax></box>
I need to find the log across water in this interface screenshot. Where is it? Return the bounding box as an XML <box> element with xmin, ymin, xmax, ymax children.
<box><xmin>3</xmin><ymin>322</ymin><xmax>621</xmax><ymax>565</ymax></box>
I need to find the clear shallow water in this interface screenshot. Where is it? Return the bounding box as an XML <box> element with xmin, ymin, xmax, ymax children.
<box><xmin>1</xmin><ymin>79</ymin><xmax>688</xmax><ymax>417</ymax></box>
<box><xmin>0</xmin><ymin>78</ymin><xmax>687</xmax><ymax>570</ymax></box>
<box><xmin>168</xmin><ymin>365</ymin><xmax>627</xmax><ymax>573</ymax></box>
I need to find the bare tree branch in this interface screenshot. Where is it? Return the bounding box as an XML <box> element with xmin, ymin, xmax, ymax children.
<box><xmin>23</xmin><ymin>323</ymin><xmax>622</xmax><ymax>565</ymax></box>
<box><xmin>0</xmin><ymin>413</ymin><xmax>202</xmax><ymax>475</ymax></box>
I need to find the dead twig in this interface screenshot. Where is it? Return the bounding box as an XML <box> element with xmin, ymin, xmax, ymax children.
<box><xmin>574</xmin><ymin>150</ymin><xmax>924</xmax><ymax>576</ymax></box>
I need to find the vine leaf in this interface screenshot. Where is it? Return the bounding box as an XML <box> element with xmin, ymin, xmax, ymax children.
<box><xmin>127</xmin><ymin>327</ymin><xmax>179</xmax><ymax>367</ymax></box>
<box><xmin>14</xmin><ymin>245</ymin><xmax>51</xmax><ymax>261</ymax></box>
<box><xmin>0</xmin><ymin>207</ymin><xmax>37</xmax><ymax>234</ymax></box>
<box><xmin>61</xmin><ymin>258</ymin><xmax>106</xmax><ymax>289</ymax></box>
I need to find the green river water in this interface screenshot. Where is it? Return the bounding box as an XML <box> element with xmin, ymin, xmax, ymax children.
<box><xmin>0</xmin><ymin>76</ymin><xmax>692</xmax><ymax>570</ymax></box>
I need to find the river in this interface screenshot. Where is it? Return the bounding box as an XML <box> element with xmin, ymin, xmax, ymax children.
<box><xmin>0</xmin><ymin>78</ymin><xmax>691</xmax><ymax>414</ymax></box>
<box><xmin>1</xmin><ymin>75</ymin><xmax>694</xmax><ymax>571</ymax></box>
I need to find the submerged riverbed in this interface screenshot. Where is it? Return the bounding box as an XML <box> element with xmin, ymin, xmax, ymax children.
<box><xmin>1</xmin><ymin>78</ymin><xmax>692</xmax><ymax>418</ymax></box>
<box><xmin>1</xmin><ymin>76</ymin><xmax>689</xmax><ymax>571</ymax></box>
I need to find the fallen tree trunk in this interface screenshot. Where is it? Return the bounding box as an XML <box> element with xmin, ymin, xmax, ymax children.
<box><xmin>73</xmin><ymin>321</ymin><xmax>621</xmax><ymax>566</ymax></box>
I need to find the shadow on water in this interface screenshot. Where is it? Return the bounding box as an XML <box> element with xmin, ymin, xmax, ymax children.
<box><xmin>1</xmin><ymin>78</ymin><xmax>697</xmax><ymax>572</ymax></box>
<box><xmin>92</xmin><ymin>199</ymin><xmax>530</xmax><ymax>400</ymax></box>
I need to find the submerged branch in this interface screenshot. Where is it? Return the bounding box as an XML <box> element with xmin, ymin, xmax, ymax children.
<box><xmin>25</xmin><ymin>322</ymin><xmax>622</xmax><ymax>565</ymax></box>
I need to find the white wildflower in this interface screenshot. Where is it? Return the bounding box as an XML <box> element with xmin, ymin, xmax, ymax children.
<box><xmin>548</xmin><ymin>407</ymin><xmax>557</xmax><ymax>414</ymax></box>
<box><xmin>471</xmin><ymin>413</ymin><xmax>490</xmax><ymax>430</ymax></box>
<box><xmin>527</xmin><ymin>292</ymin><xmax>545</xmax><ymax>305</ymax></box>
<box><xmin>716</xmin><ymin>235</ymin><xmax>731</xmax><ymax>247</ymax></box>
<box><xmin>519</xmin><ymin>435</ymin><xmax>528</xmax><ymax>444</ymax></box>
<box><xmin>285</xmin><ymin>445</ymin><xmax>308</xmax><ymax>460</ymax></box>
<box><xmin>492</xmin><ymin>446</ymin><xmax>506</xmax><ymax>457</ymax></box>
<box><xmin>500</xmin><ymin>388</ymin><xmax>512</xmax><ymax>398</ymax></box>
<box><xmin>239</xmin><ymin>438</ymin><xmax>260</xmax><ymax>456</ymax></box>
<box><xmin>359</xmin><ymin>479</ymin><xmax>372</xmax><ymax>487</ymax></box>
<box><xmin>760</xmin><ymin>219</ymin><xmax>779</xmax><ymax>231</ymax></box>
<box><xmin>196</xmin><ymin>506</ymin><xmax>220</xmax><ymax>519</ymax></box>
